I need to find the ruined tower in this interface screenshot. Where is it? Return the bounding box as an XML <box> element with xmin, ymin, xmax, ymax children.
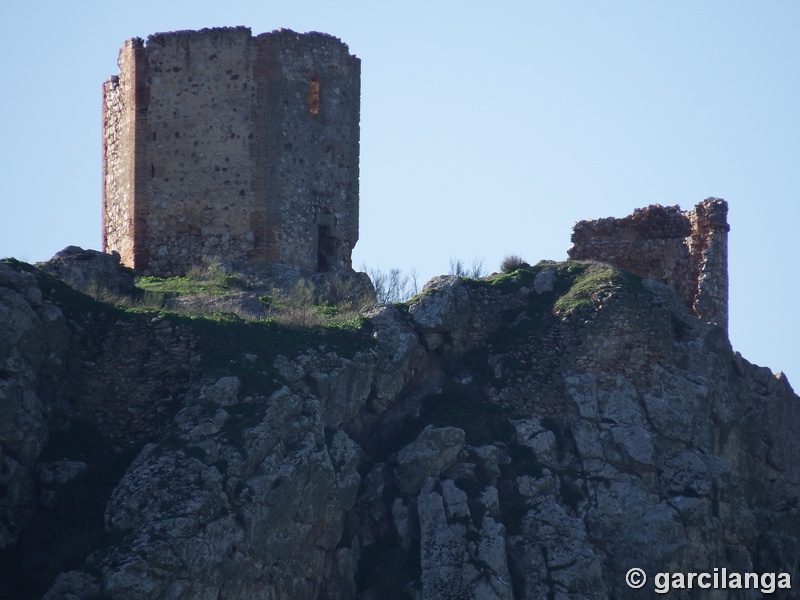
<box><xmin>102</xmin><ymin>27</ymin><xmax>360</xmax><ymax>276</ymax></box>
<box><xmin>568</xmin><ymin>198</ymin><xmax>729</xmax><ymax>333</ymax></box>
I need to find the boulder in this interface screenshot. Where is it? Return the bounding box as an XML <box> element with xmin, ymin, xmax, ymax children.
<box><xmin>39</xmin><ymin>246</ymin><xmax>137</xmax><ymax>300</ymax></box>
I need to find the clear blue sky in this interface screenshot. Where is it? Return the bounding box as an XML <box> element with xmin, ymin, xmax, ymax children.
<box><xmin>1</xmin><ymin>1</ymin><xmax>798</xmax><ymax>381</ymax></box>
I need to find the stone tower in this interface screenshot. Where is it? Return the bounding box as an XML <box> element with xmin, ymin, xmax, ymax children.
<box><xmin>102</xmin><ymin>27</ymin><xmax>360</xmax><ymax>276</ymax></box>
<box><xmin>568</xmin><ymin>198</ymin><xmax>729</xmax><ymax>333</ymax></box>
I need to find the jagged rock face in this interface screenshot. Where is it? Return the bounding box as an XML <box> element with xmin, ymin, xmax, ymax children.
<box><xmin>0</xmin><ymin>263</ymin><xmax>71</xmax><ymax>550</ymax></box>
<box><xmin>0</xmin><ymin>258</ymin><xmax>798</xmax><ymax>599</ymax></box>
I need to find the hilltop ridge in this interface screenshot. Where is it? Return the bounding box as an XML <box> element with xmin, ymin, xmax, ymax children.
<box><xmin>0</xmin><ymin>248</ymin><xmax>797</xmax><ymax>598</ymax></box>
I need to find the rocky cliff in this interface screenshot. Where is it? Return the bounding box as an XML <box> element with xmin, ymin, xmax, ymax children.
<box><xmin>0</xmin><ymin>256</ymin><xmax>797</xmax><ymax>599</ymax></box>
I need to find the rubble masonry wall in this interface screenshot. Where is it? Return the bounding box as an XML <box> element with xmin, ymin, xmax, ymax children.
<box><xmin>102</xmin><ymin>27</ymin><xmax>360</xmax><ymax>276</ymax></box>
<box><xmin>568</xmin><ymin>198</ymin><xmax>729</xmax><ymax>332</ymax></box>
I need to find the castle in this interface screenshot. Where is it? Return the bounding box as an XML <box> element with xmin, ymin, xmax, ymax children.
<box><xmin>568</xmin><ymin>198</ymin><xmax>729</xmax><ymax>333</ymax></box>
<box><xmin>100</xmin><ymin>27</ymin><xmax>729</xmax><ymax>333</ymax></box>
<box><xmin>102</xmin><ymin>27</ymin><xmax>360</xmax><ymax>277</ymax></box>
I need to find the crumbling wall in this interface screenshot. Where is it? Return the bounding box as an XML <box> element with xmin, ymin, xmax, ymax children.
<box><xmin>102</xmin><ymin>27</ymin><xmax>360</xmax><ymax>277</ymax></box>
<box><xmin>568</xmin><ymin>198</ymin><xmax>729</xmax><ymax>332</ymax></box>
<box><xmin>102</xmin><ymin>39</ymin><xmax>147</xmax><ymax>269</ymax></box>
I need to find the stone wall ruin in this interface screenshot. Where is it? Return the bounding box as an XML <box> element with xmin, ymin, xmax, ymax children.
<box><xmin>568</xmin><ymin>198</ymin><xmax>729</xmax><ymax>332</ymax></box>
<box><xmin>102</xmin><ymin>27</ymin><xmax>360</xmax><ymax>277</ymax></box>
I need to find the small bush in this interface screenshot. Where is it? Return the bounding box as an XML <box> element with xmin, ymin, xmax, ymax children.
<box><xmin>450</xmin><ymin>257</ymin><xmax>486</xmax><ymax>279</ymax></box>
<box><xmin>500</xmin><ymin>255</ymin><xmax>530</xmax><ymax>273</ymax></box>
<box><xmin>365</xmin><ymin>266</ymin><xmax>419</xmax><ymax>303</ymax></box>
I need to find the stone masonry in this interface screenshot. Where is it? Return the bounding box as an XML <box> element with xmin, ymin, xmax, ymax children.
<box><xmin>568</xmin><ymin>198</ymin><xmax>729</xmax><ymax>333</ymax></box>
<box><xmin>102</xmin><ymin>27</ymin><xmax>360</xmax><ymax>276</ymax></box>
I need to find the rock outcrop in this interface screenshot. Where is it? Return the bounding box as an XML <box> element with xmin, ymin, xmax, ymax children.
<box><xmin>0</xmin><ymin>256</ymin><xmax>797</xmax><ymax>599</ymax></box>
<box><xmin>39</xmin><ymin>246</ymin><xmax>137</xmax><ymax>301</ymax></box>
<box><xmin>0</xmin><ymin>261</ymin><xmax>71</xmax><ymax>551</ymax></box>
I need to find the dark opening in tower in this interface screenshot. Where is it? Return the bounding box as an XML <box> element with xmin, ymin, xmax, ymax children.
<box><xmin>308</xmin><ymin>74</ymin><xmax>321</xmax><ymax>115</ymax></box>
<box><xmin>316</xmin><ymin>213</ymin><xmax>338</xmax><ymax>272</ymax></box>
